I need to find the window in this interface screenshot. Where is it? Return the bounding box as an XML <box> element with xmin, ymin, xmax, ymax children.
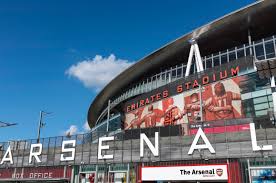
<box><xmin>213</xmin><ymin>55</ymin><xmax>220</xmax><ymax>66</ymax></box>
<box><xmin>177</xmin><ymin>67</ymin><xmax>182</xmax><ymax>78</ymax></box>
<box><xmin>237</xmin><ymin>49</ymin><xmax>245</xmax><ymax>58</ymax></box>
<box><xmin>255</xmin><ymin>44</ymin><xmax>265</xmax><ymax>60</ymax></box>
<box><xmin>229</xmin><ymin>51</ymin><xmax>236</xmax><ymax>62</ymax></box>
<box><xmin>253</xmin><ymin>96</ymin><xmax>270</xmax><ymax>104</ymax></box>
<box><xmin>265</xmin><ymin>41</ymin><xmax>275</xmax><ymax>59</ymax></box>
<box><xmin>190</xmin><ymin>63</ymin><xmax>195</xmax><ymax>74</ymax></box>
<box><xmin>172</xmin><ymin>69</ymin><xmax>177</xmax><ymax>81</ymax></box>
<box><xmin>206</xmin><ymin>58</ymin><xmax>212</xmax><ymax>69</ymax></box>
<box><xmin>221</xmin><ymin>54</ymin><xmax>227</xmax><ymax>64</ymax></box>
<box><xmin>246</xmin><ymin>47</ymin><xmax>251</xmax><ymax>56</ymax></box>
<box><xmin>254</xmin><ymin>103</ymin><xmax>269</xmax><ymax>111</ymax></box>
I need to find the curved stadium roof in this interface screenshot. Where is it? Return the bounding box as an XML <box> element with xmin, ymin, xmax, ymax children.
<box><xmin>88</xmin><ymin>0</ymin><xmax>276</xmax><ymax>128</ymax></box>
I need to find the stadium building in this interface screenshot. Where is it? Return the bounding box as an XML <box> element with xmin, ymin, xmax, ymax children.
<box><xmin>1</xmin><ymin>0</ymin><xmax>276</xmax><ymax>182</ymax></box>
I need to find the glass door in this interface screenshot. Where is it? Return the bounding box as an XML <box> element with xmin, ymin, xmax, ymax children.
<box><xmin>108</xmin><ymin>171</ymin><xmax>128</xmax><ymax>183</ymax></box>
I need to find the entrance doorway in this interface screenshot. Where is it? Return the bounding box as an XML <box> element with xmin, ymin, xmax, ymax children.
<box><xmin>79</xmin><ymin>171</ymin><xmax>96</xmax><ymax>183</ymax></box>
<box><xmin>108</xmin><ymin>171</ymin><xmax>128</xmax><ymax>183</ymax></box>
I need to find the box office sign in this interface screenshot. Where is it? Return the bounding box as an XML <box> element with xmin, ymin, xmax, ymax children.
<box><xmin>0</xmin><ymin>166</ymin><xmax>71</xmax><ymax>180</ymax></box>
<box><xmin>141</xmin><ymin>164</ymin><xmax>228</xmax><ymax>181</ymax></box>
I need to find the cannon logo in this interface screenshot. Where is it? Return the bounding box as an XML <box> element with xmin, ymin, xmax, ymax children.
<box><xmin>216</xmin><ymin>169</ymin><xmax>223</xmax><ymax>177</ymax></box>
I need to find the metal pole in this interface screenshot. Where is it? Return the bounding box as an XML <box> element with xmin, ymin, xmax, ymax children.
<box><xmin>270</xmin><ymin>77</ymin><xmax>276</xmax><ymax>120</ymax></box>
<box><xmin>95</xmin><ymin>165</ymin><xmax>98</xmax><ymax>183</ymax></box>
<box><xmin>199</xmin><ymin>85</ymin><xmax>203</xmax><ymax>122</ymax></box>
<box><xmin>248</xmin><ymin>159</ymin><xmax>252</xmax><ymax>183</ymax></box>
<box><xmin>248</xmin><ymin>29</ymin><xmax>253</xmax><ymax>56</ymax></box>
<box><xmin>106</xmin><ymin>100</ymin><xmax>111</xmax><ymax>133</ymax></box>
<box><xmin>127</xmin><ymin>163</ymin><xmax>130</xmax><ymax>183</ymax></box>
<box><xmin>37</xmin><ymin>111</ymin><xmax>43</xmax><ymax>143</ymax></box>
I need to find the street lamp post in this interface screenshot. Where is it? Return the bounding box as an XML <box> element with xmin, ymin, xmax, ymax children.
<box><xmin>37</xmin><ymin>111</ymin><xmax>51</xmax><ymax>143</ymax></box>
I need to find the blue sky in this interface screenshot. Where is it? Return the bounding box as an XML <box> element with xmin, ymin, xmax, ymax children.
<box><xmin>0</xmin><ymin>0</ymin><xmax>254</xmax><ymax>141</ymax></box>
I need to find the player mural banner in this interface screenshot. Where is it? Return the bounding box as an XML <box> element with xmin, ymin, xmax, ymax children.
<box><xmin>123</xmin><ymin>57</ymin><xmax>254</xmax><ymax>135</ymax></box>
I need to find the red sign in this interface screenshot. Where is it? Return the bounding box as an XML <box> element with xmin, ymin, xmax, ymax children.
<box><xmin>0</xmin><ymin>166</ymin><xmax>71</xmax><ymax>180</ymax></box>
<box><xmin>0</xmin><ymin>168</ymin><xmax>13</xmax><ymax>179</ymax></box>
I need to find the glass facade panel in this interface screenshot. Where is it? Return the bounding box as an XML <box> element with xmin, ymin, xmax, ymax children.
<box><xmin>206</xmin><ymin>59</ymin><xmax>212</xmax><ymax>69</ymax></box>
<box><xmin>166</xmin><ymin>72</ymin><xmax>170</xmax><ymax>83</ymax></box>
<box><xmin>253</xmin><ymin>96</ymin><xmax>270</xmax><ymax>104</ymax></box>
<box><xmin>177</xmin><ymin>68</ymin><xmax>182</xmax><ymax>78</ymax></box>
<box><xmin>239</xmin><ymin>72</ymin><xmax>272</xmax><ymax>120</ymax></box>
<box><xmin>229</xmin><ymin>51</ymin><xmax>236</xmax><ymax>62</ymax></box>
<box><xmin>252</xmin><ymin>90</ymin><xmax>267</xmax><ymax>98</ymax></box>
<box><xmin>255</xmin><ymin>110</ymin><xmax>268</xmax><ymax>116</ymax></box>
<box><xmin>254</xmin><ymin>103</ymin><xmax>269</xmax><ymax>111</ymax></box>
<box><xmin>108</xmin><ymin>115</ymin><xmax>121</xmax><ymax>132</ymax></box>
<box><xmin>255</xmin><ymin>44</ymin><xmax>265</xmax><ymax>60</ymax></box>
<box><xmin>221</xmin><ymin>54</ymin><xmax>227</xmax><ymax>64</ymax></box>
<box><xmin>265</xmin><ymin>41</ymin><xmax>275</xmax><ymax>58</ymax></box>
<box><xmin>190</xmin><ymin>63</ymin><xmax>195</xmax><ymax>74</ymax></box>
<box><xmin>237</xmin><ymin>49</ymin><xmax>245</xmax><ymax>58</ymax></box>
<box><xmin>246</xmin><ymin>47</ymin><xmax>251</xmax><ymax>56</ymax></box>
<box><xmin>213</xmin><ymin>55</ymin><xmax>220</xmax><ymax>66</ymax></box>
<box><xmin>172</xmin><ymin>69</ymin><xmax>177</xmax><ymax>81</ymax></box>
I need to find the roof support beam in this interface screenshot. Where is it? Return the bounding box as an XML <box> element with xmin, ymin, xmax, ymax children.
<box><xmin>185</xmin><ymin>40</ymin><xmax>204</xmax><ymax>77</ymax></box>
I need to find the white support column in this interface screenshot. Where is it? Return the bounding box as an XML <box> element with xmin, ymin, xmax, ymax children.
<box><xmin>195</xmin><ymin>56</ymin><xmax>200</xmax><ymax>73</ymax></box>
<box><xmin>185</xmin><ymin>44</ymin><xmax>195</xmax><ymax>77</ymax></box>
<box><xmin>185</xmin><ymin>40</ymin><xmax>204</xmax><ymax>77</ymax></box>
<box><xmin>127</xmin><ymin>163</ymin><xmax>130</xmax><ymax>183</ymax></box>
<box><xmin>194</xmin><ymin>43</ymin><xmax>204</xmax><ymax>71</ymax></box>
<box><xmin>271</xmin><ymin>76</ymin><xmax>276</xmax><ymax>113</ymax></box>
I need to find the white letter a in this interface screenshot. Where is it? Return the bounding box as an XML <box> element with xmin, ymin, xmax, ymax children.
<box><xmin>188</xmin><ymin>128</ymin><xmax>215</xmax><ymax>155</ymax></box>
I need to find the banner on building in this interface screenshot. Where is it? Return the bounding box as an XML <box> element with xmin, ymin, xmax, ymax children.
<box><xmin>124</xmin><ymin>74</ymin><xmax>250</xmax><ymax>135</ymax></box>
<box><xmin>141</xmin><ymin>164</ymin><xmax>228</xmax><ymax>181</ymax></box>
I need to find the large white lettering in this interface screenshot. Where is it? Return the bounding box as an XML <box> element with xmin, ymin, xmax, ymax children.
<box><xmin>29</xmin><ymin>143</ymin><xmax>42</xmax><ymax>163</ymax></box>
<box><xmin>140</xmin><ymin>132</ymin><xmax>159</xmax><ymax>157</ymax></box>
<box><xmin>250</xmin><ymin>123</ymin><xmax>273</xmax><ymax>151</ymax></box>
<box><xmin>0</xmin><ymin>146</ymin><xmax>13</xmax><ymax>164</ymax></box>
<box><xmin>188</xmin><ymin>128</ymin><xmax>215</xmax><ymax>155</ymax></box>
<box><xmin>60</xmin><ymin>140</ymin><xmax>76</xmax><ymax>161</ymax></box>
<box><xmin>98</xmin><ymin>136</ymin><xmax>114</xmax><ymax>160</ymax></box>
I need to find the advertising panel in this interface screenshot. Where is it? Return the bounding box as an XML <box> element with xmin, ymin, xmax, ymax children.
<box><xmin>124</xmin><ymin>75</ymin><xmax>249</xmax><ymax>135</ymax></box>
<box><xmin>250</xmin><ymin>167</ymin><xmax>276</xmax><ymax>183</ymax></box>
<box><xmin>141</xmin><ymin>164</ymin><xmax>228</xmax><ymax>181</ymax></box>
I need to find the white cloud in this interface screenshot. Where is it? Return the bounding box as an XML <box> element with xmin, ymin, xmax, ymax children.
<box><xmin>83</xmin><ymin>121</ymin><xmax>90</xmax><ymax>132</ymax></box>
<box><xmin>64</xmin><ymin>125</ymin><xmax>78</xmax><ymax>136</ymax></box>
<box><xmin>63</xmin><ymin>122</ymin><xmax>91</xmax><ymax>137</ymax></box>
<box><xmin>66</xmin><ymin>54</ymin><xmax>133</xmax><ymax>91</ymax></box>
